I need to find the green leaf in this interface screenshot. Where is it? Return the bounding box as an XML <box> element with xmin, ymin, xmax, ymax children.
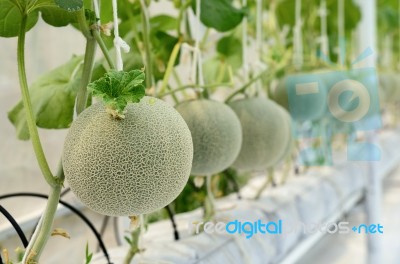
<box><xmin>40</xmin><ymin>6</ymin><xmax>78</xmax><ymax>27</ymax></box>
<box><xmin>8</xmin><ymin>56</ymin><xmax>84</xmax><ymax>140</ymax></box>
<box><xmin>193</xmin><ymin>0</ymin><xmax>246</xmax><ymax>32</ymax></box>
<box><xmin>88</xmin><ymin>70</ymin><xmax>146</xmax><ymax>115</ymax></box>
<box><xmin>216</xmin><ymin>35</ymin><xmax>243</xmax><ymax>69</ymax></box>
<box><xmin>150</xmin><ymin>15</ymin><xmax>178</xmax><ymax>32</ymax></box>
<box><xmin>55</xmin><ymin>0</ymin><xmax>83</xmax><ymax>11</ymax></box>
<box><xmin>0</xmin><ymin>0</ymin><xmax>39</xmax><ymax>37</ymax></box>
<box><xmin>150</xmin><ymin>31</ymin><xmax>180</xmax><ymax>81</ymax></box>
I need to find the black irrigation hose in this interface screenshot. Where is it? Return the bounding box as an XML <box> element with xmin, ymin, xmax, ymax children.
<box><xmin>164</xmin><ymin>205</ymin><xmax>180</xmax><ymax>241</ymax></box>
<box><xmin>0</xmin><ymin>204</ymin><xmax>29</xmax><ymax>247</ymax></box>
<box><xmin>0</xmin><ymin>193</ymin><xmax>112</xmax><ymax>264</ymax></box>
<box><xmin>60</xmin><ymin>187</ymin><xmax>71</xmax><ymax>197</ymax></box>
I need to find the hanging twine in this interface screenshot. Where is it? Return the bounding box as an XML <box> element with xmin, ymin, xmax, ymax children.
<box><xmin>319</xmin><ymin>0</ymin><xmax>329</xmax><ymax>60</ymax></box>
<box><xmin>188</xmin><ymin>0</ymin><xmax>205</xmax><ymax>91</ymax></box>
<box><xmin>112</xmin><ymin>0</ymin><xmax>130</xmax><ymax>71</ymax></box>
<box><xmin>242</xmin><ymin>0</ymin><xmax>249</xmax><ymax>83</ymax></box>
<box><xmin>338</xmin><ymin>0</ymin><xmax>345</xmax><ymax>66</ymax></box>
<box><xmin>293</xmin><ymin>0</ymin><xmax>303</xmax><ymax>69</ymax></box>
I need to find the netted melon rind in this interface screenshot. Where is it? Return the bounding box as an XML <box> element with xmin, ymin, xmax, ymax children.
<box><xmin>176</xmin><ymin>100</ymin><xmax>242</xmax><ymax>176</ymax></box>
<box><xmin>228</xmin><ymin>98</ymin><xmax>290</xmax><ymax>172</ymax></box>
<box><xmin>62</xmin><ymin>97</ymin><xmax>193</xmax><ymax>216</ymax></box>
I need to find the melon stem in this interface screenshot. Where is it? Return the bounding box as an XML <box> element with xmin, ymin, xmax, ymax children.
<box><xmin>254</xmin><ymin>168</ymin><xmax>274</xmax><ymax>200</ymax></box>
<box><xmin>204</xmin><ymin>175</ymin><xmax>216</xmax><ymax>221</ymax></box>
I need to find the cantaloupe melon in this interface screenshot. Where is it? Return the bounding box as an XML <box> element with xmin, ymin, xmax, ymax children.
<box><xmin>62</xmin><ymin>96</ymin><xmax>193</xmax><ymax>216</ymax></box>
<box><xmin>272</xmin><ymin>74</ymin><xmax>327</xmax><ymax>122</ymax></box>
<box><xmin>228</xmin><ymin>98</ymin><xmax>290</xmax><ymax>171</ymax></box>
<box><xmin>176</xmin><ymin>100</ymin><xmax>242</xmax><ymax>176</ymax></box>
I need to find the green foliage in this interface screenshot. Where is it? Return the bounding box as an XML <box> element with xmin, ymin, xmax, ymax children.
<box><xmin>85</xmin><ymin>242</ymin><xmax>93</xmax><ymax>264</ymax></box>
<box><xmin>9</xmin><ymin>56</ymin><xmax>81</xmax><ymax>140</ymax></box>
<box><xmin>88</xmin><ymin>70</ymin><xmax>146</xmax><ymax>115</ymax></box>
<box><xmin>193</xmin><ymin>0</ymin><xmax>246</xmax><ymax>32</ymax></box>
<box><xmin>217</xmin><ymin>34</ymin><xmax>243</xmax><ymax>69</ymax></box>
<box><xmin>55</xmin><ymin>0</ymin><xmax>83</xmax><ymax>11</ymax></box>
<box><xmin>0</xmin><ymin>0</ymin><xmax>78</xmax><ymax>38</ymax></box>
<box><xmin>0</xmin><ymin>0</ymin><xmax>39</xmax><ymax>37</ymax></box>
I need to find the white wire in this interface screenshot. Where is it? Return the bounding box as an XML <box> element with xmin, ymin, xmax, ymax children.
<box><xmin>255</xmin><ymin>0</ymin><xmax>264</xmax><ymax>92</ymax></box>
<box><xmin>338</xmin><ymin>0</ymin><xmax>345</xmax><ymax>66</ymax></box>
<box><xmin>93</xmin><ymin>0</ymin><xmax>100</xmax><ymax>24</ymax></box>
<box><xmin>256</xmin><ymin>0</ymin><xmax>263</xmax><ymax>60</ymax></box>
<box><xmin>190</xmin><ymin>0</ymin><xmax>205</xmax><ymax>89</ymax></box>
<box><xmin>112</xmin><ymin>0</ymin><xmax>130</xmax><ymax>71</ymax></box>
<box><xmin>242</xmin><ymin>0</ymin><xmax>249</xmax><ymax>83</ymax></box>
<box><xmin>293</xmin><ymin>0</ymin><xmax>303</xmax><ymax>68</ymax></box>
<box><xmin>319</xmin><ymin>0</ymin><xmax>329</xmax><ymax>59</ymax></box>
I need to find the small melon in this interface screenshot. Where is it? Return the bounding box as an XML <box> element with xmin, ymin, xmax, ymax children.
<box><xmin>176</xmin><ymin>100</ymin><xmax>242</xmax><ymax>176</ymax></box>
<box><xmin>62</xmin><ymin>97</ymin><xmax>193</xmax><ymax>216</ymax></box>
<box><xmin>228</xmin><ymin>98</ymin><xmax>290</xmax><ymax>171</ymax></box>
<box><xmin>272</xmin><ymin>74</ymin><xmax>327</xmax><ymax>122</ymax></box>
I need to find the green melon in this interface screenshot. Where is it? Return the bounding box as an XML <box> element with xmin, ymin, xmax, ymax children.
<box><xmin>272</xmin><ymin>74</ymin><xmax>327</xmax><ymax>122</ymax></box>
<box><xmin>228</xmin><ymin>98</ymin><xmax>290</xmax><ymax>171</ymax></box>
<box><xmin>380</xmin><ymin>73</ymin><xmax>400</xmax><ymax>104</ymax></box>
<box><xmin>62</xmin><ymin>97</ymin><xmax>193</xmax><ymax>216</ymax></box>
<box><xmin>176</xmin><ymin>100</ymin><xmax>242</xmax><ymax>176</ymax></box>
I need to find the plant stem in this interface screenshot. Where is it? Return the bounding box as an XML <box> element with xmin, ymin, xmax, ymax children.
<box><xmin>159</xmin><ymin>40</ymin><xmax>182</xmax><ymax>96</ymax></box>
<box><xmin>225</xmin><ymin>68</ymin><xmax>271</xmax><ymax>103</ymax></box>
<box><xmin>76</xmin><ymin>39</ymin><xmax>97</xmax><ymax>115</ymax></box>
<box><xmin>254</xmin><ymin>168</ymin><xmax>274</xmax><ymax>200</ymax></box>
<box><xmin>123</xmin><ymin>228</ymin><xmax>141</xmax><ymax>264</ymax></box>
<box><xmin>93</xmin><ymin>30</ymin><xmax>116</xmax><ymax>69</ymax></box>
<box><xmin>17</xmin><ymin>15</ymin><xmax>57</xmax><ymax>187</ymax></box>
<box><xmin>23</xmin><ymin>185</ymin><xmax>62</xmax><ymax>263</ymax></box>
<box><xmin>139</xmin><ymin>0</ymin><xmax>155</xmax><ymax>92</ymax></box>
<box><xmin>160</xmin><ymin>82</ymin><xmax>232</xmax><ymax>98</ymax></box>
<box><xmin>77</xmin><ymin>9</ymin><xmax>92</xmax><ymax>39</ymax></box>
<box><xmin>203</xmin><ymin>175</ymin><xmax>215</xmax><ymax>221</ymax></box>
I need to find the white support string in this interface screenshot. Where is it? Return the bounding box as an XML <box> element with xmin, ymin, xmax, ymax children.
<box><xmin>242</xmin><ymin>0</ymin><xmax>249</xmax><ymax>83</ymax></box>
<box><xmin>190</xmin><ymin>0</ymin><xmax>205</xmax><ymax>89</ymax></box>
<box><xmin>93</xmin><ymin>0</ymin><xmax>100</xmax><ymax>25</ymax></box>
<box><xmin>255</xmin><ymin>0</ymin><xmax>265</xmax><ymax>93</ymax></box>
<box><xmin>319</xmin><ymin>0</ymin><xmax>329</xmax><ymax>60</ymax></box>
<box><xmin>112</xmin><ymin>0</ymin><xmax>130</xmax><ymax>71</ymax></box>
<box><xmin>256</xmin><ymin>0</ymin><xmax>263</xmax><ymax>60</ymax></box>
<box><xmin>338</xmin><ymin>0</ymin><xmax>345</xmax><ymax>66</ymax></box>
<box><xmin>293</xmin><ymin>0</ymin><xmax>303</xmax><ymax>69</ymax></box>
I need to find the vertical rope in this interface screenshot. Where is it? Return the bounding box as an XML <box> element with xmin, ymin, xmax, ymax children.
<box><xmin>93</xmin><ymin>0</ymin><xmax>100</xmax><ymax>24</ymax></box>
<box><xmin>319</xmin><ymin>0</ymin><xmax>329</xmax><ymax>60</ymax></box>
<box><xmin>256</xmin><ymin>0</ymin><xmax>263</xmax><ymax>58</ymax></box>
<box><xmin>242</xmin><ymin>0</ymin><xmax>249</xmax><ymax>83</ymax></box>
<box><xmin>190</xmin><ymin>0</ymin><xmax>205</xmax><ymax>89</ymax></box>
<box><xmin>255</xmin><ymin>0</ymin><xmax>264</xmax><ymax>93</ymax></box>
<box><xmin>338</xmin><ymin>0</ymin><xmax>345</xmax><ymax>66</ymax></box>
<box><xmin>293</xmin><ymin>0</ymin><xmax>303</xmax><ymax>69</ymax></box>
<box><xmin>112</xmin><ymin>0</ymin><xmax>130</xmax><ymax>71</ymax></box>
